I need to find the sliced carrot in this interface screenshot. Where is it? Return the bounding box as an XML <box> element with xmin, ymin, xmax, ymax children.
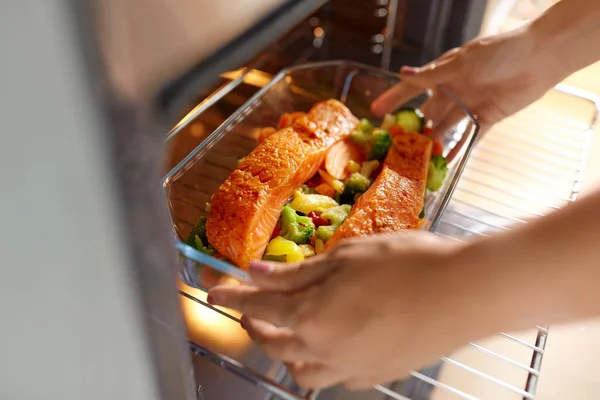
<box><xmin>318</xmin><ymin>169</ymin><xmax>345</xmax><ymax>193</ymax></box>
<box><xmin>325</xmin><ymin>139</ymin><xmax>365</xmax><ymax>180</ymax></box>
<box><xmin>314</xmin><ymin>183</ymin><xmax>336</xmax><ymax>198</ymax></box>
<box><xmin>432</xmin><ymin>140</ymin><xmax>444</xmax><ymax>156</ymax></box>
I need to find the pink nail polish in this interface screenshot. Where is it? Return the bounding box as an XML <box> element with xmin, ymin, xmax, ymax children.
<box><xmin>401</xmin><ymin>66</ymin><xmax>418</xmax><ymax>76</ymax></box>
<box><xmin>207</xmin><ymin>294</ymin><xmax>215</xmax><ymax>305</ymax></box>
<box><xmin>249</xmin><ymin>260</ymin><xmax>273</xmax><ymax>275</ymax></box>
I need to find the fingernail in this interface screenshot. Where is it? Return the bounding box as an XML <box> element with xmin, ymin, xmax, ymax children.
<box><xmin>401</xmin><ymin>66</ymin><xmax>418</xmax><ymax>76</ymax></box>
<box><xmin>206</xmin><ymin>294</ymin><xmax>215</xmax><ymax>305</ymax></box>
<box><xmin>249</xmin><ymin>260</ymin><xmax>273</xmax><ymax>275</ymax></box>
<box><xmin>240</xmin><ymin>315</ymin><xmax>247</xmax><ymax>329</ymax></box>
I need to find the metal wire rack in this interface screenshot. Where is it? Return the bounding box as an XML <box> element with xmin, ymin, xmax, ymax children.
<box><xmin>168</xmin><ymin>77</ymin><xmax>598</xmax><ymax>400</ymax></box>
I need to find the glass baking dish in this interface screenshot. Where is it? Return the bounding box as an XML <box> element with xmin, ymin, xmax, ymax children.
<box><xmin>162</xmin><ymin>60</ymin><xmax>479</xmax><ymax>290</ymax></box>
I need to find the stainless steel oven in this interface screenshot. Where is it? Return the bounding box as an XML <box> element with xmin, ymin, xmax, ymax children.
<box><xmin>2</xmin><ymin>1</ymin><xmax>597</xmax><ymax>400</ymax></box>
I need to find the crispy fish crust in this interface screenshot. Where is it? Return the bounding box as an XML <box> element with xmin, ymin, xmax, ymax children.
<box><xmin>207</xmin><ymin>100</ymin><xmax>358</xmax><ymax>268</ymax></box>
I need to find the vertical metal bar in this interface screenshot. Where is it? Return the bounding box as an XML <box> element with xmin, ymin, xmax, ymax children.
<box><xmin>382</xmin><ymin>0</ymin><xmax>399</xmax><ymax>70</ymax></box>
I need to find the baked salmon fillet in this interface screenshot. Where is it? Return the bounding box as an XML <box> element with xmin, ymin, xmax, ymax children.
<box><xmin>326</xmin><ymin>131</ymin><xmax>433</xmax><ymax>249</ymax></box>
<box><xmin>206</xmin><ymin>99</ymin><xmax>358</xmax><ymax>268</ymax></box>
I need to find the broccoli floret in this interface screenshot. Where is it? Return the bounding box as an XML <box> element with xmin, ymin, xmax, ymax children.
<box><xmin>418</xmin><ymin>206</ymin><xmax>425</xmax><ymax>219</ymax></box>
<box><xmin>350</xmin><ymin>129</ymin><xmax>371</xmax><ymax>146</ymax></box>
<box><xmin>186</xmin><ymin>217</ymin><xmax>208</xmax><ymax>247</ymax></box>
<box><xmin>427</xmin><ymin>154</ymin><xmax>448</xmax><ymax>192</ymax></box>
<box><xmin>194</xmin><ymin>235</ymin><xmax>216</xmax><ymax>255</ymax></box>
<box><xmin>316</xmin><ymin>204</ymin><xmax>351</xmax><ymax>241</ymax></box>
<box><xmin>341</xmin><ymin>172</ymin><xmax>371</xmax><ymax>204</ymax></box>
<box><xmin>280</xmin><ymin>205</ymin><xmax>315</xmax><ymax>244</ymax></box>
<box><xmin>186</xmin><ymin>217</ymin><xmax>217</xmax><ymax>255</ymax></box>
<box><xmin>369</xmin><ymin>129</ymin><xmax>393</xmax><ymax>160</ymax></box>
<box><xmin>350</xmin><ymin>118</ymin><xmax>375</xmax><ymax>145</ymax></box>
<box><xmin>359</xmin><ymin>118</ymin><xmax>374</xmax><ymax>133</ymax></box>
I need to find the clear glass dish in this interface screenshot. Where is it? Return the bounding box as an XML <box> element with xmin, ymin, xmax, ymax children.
<box><xmin>162</xmin><ymin>60</ymin><xmax>479</xmax><ymax>290</ymax></box>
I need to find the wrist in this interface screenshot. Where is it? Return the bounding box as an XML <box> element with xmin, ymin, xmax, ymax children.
<box><xmin>529</xmin><ymin>0</ymin><xmax>600</xmax><ymax>78</ymax></box>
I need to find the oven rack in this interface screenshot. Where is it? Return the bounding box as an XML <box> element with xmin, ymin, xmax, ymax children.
<box><xmin>169</xmin><ymin>74</ymin><xmax>598</xmax><ymax>399</ymax></box>
<box><xmin>169</xmin><ymin>76</ymin><xmax>597</xmax><ymax>400</ymax></box>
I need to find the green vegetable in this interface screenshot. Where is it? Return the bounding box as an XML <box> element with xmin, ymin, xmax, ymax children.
<box><xmin>186</xmin><ymin>217</ymin><xmax>217</xmax><ymax>255</ymax></box>
<box><xmin>316</xmin><ymin>204</ymin><xmax>351</xmax><ymax>242</ymax></box>
<box><xmin>350</xmin><ymin>129</ymin><xmax>371</xmax><ymax>146</ymax></box>
<box><xmin>359</xmin><ymin>118</ymin><xmax>374</xmax><ymax>133</ymax></box>
<box><xmin>418</xmin><ymin>206</ymin><xmax>425</xmax><ymax>219</ymax></box>
<box><xmin>280</xmin><ymin>205</ymin><xmax>315</xmax><ymax>244</ymax></box>
<box><xmin>300</xmin><ymin>184</ymin><xmax>316</xmax><ymax>195</ymax></box>
<box><xmin>427</xmin><ymin>154</ymin><xmax>448</xmax><ymax>192</ymax></box>
<box><xmin>369</xmin><ymin>129</ymin><xmax>393</xmax><ymax>160</ymax></box>
<box><xmin>194</xmin><ymin>235</ymin><xmax>216</xmax><ymax>255</ymax></box>
<box><xmin>341</xmin><ymin>172</ymin><xmax>371</xmax><ymax>204</ymax></box>
<box><xmin>360</xmin><ymin>160</ymin><xmax>380</xmax><ymax>178</ymax></box>
<box><xmin>396</xmin><ymin>108</ymin><xmax>424</xmax><ymax>133</ymax></box>
<box><xmin>350</xmin><ymin>118</ymin><xmax>375</xmax><ymax>145</ymax></box>
<box><xmin>262</xmin><ymin>254</ymin><xmax>286</xmax><ymax>262</ymax></box>
<box><xmin>380</xmin><ymin>113</ymin><xmax>396</xmax><ymax>131</ymax></box>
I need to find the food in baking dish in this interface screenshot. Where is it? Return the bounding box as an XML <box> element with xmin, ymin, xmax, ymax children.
<box><xmin>186</xmin><ymin>100</ymin><xmax>448</xmax><ymax>268</ymax></box>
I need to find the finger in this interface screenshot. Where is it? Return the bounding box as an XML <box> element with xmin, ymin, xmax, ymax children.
<box><xmin>343</xmin><ymin>370</ymin><xmax>410</xmax><ymax>391</ymax></box>
<box><xmin>401</xmin><ymin>51</ymin><xmax>460</xmax><ymax>86</ymax></box>
<box><xmin>248</xmin><ymin>255</ymin><xmax>337</xmax><ymax>291</ymax></box>
<box><xmin>371</xmin><ymin>48</ymin><xmax>462</xmax><ymax>117</ymax></box>
<box><xmin>343</xmin><ymin>375</ymin><xmax>381</xmax><ymax>391</ymax></box>
<box><xmin>371</xmin><ymin>81</ymin><xmax>425</xmax><ymax>116</ymax></box>
<box><xmin>287</xmin><ymin>361</ymin><xmax>347</xmax><ymax>389</ymax></box>
<box><xmin>208</xmin><ymin>285</ymin><xmax>298</xmax><ymax>327</ymax></box>
<box><xmin>242</xmin><ymin>316</ymin><xmax>314</xmax><ymax>362</ymax></box>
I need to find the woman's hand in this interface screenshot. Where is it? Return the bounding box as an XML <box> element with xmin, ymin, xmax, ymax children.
<box><xmin>208</xmin><ymin>232</ymin><xmax>478</xmax><ymax>390</ymax></box>
<box><xmin>371</xmin><ymin>25</ymin><xmax>565</xmax><ymax>133</ymax></box>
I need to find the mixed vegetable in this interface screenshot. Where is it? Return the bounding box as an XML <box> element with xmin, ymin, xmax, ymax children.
<box><xmin>186</xmin><ymin>108</ymin><xmax>449</xmax><ymax>263</ymax></box>
<box><xmin>262</xmin><ymin>107</ymin><xmax>448</xmax><ymax>263</ymax></box>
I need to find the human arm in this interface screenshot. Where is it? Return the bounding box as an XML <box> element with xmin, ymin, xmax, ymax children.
<box><xmin>371</xmin><ymin>0</ymin><xmax>600</xmax><ymax>132</ymax></box>
<box><xmin>207</xmin><ymin>188</ymin><xmax>600</xmax><ymax>390</ymax></box>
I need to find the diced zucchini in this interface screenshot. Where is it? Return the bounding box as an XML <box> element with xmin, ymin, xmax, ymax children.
<box><xmin>396</xmin><ymin>108</ymin><xmax>424</xmax><ymax>133</ymax></box>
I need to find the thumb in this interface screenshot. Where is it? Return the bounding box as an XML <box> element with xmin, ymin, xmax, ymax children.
<box><xmin>247</xmin><ymin>255</ymin><xmax>336</xmax><ymax>291</ymax></box>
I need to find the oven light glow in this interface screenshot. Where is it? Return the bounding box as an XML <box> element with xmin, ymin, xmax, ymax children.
<box><xmin>179</xmin><ymin>284</ymin><xmax>250</xmax><ymax>356</ymax></box>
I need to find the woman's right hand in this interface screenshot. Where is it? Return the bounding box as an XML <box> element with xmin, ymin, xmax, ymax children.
<box><xmin>371</xmin><ymin>24</ymin><xmax>566</xmax><ymax>133</ymax></box>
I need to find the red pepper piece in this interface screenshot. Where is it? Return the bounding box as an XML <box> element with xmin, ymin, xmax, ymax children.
<box><xmin>308</xmin><ymin>211</ymin><xmax>329</xmax><ymax>227</ymax></box>
<box><xmin>306</xmin><ymin>174</ymin><xmax>323</xmax><ymax>188</ymax></box>
<box><xmin>271</xmin><ymin>225</ymin><xmax>281</xmax><ymax>239</ymax></box>
<box><xmin>432</xmin><ymin>140</ymin><xmax>443</xmax><ymax>157</ymax></box>
<box><xmin>422</xmin><ymin>126</ymin><xmax>434</xmax><ymax>137</ymax></box>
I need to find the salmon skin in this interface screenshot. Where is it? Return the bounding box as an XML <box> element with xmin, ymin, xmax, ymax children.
<box><xmin>326</xmin><ymin>132</ymin><xmax>433</xmax><ymax>249</ymax></box>
<box><xmin>206</xmin><ymin>100</ymin><xmax>359</xmax><ymax>268</ymax></box>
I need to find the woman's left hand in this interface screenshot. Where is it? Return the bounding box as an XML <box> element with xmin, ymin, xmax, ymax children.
<box><xmin>208</xmin><ymin>232</ymin><xmax>478</xmax><ymax>390</ymax></box>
